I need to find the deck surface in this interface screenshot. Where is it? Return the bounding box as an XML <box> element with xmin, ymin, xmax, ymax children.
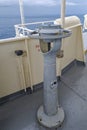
<box><xmin>0</xmin><ymin>59</ymin><xmax>87</xmax><ymax>130</ymax></box>
<box><xmin>0</xmin><ymin>34</ymin><xmax>87</xmax><ymax>129</ymax></box>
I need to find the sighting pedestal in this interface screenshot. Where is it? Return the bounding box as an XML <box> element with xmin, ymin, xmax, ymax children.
<box><xmin>32</xmin><ymin>24</ymin><xmax>71</xmax><ymax>128</ymax></box>
<box><xmin>37</xmin><ymin>37</ymin><xmax>64</xmax><ymax>128</ymax></box>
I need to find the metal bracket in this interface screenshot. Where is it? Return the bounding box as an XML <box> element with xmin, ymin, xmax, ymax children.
<box><xmin>56</xmin><ymin>50</ymin><xmax>64</xmax><ymax>58</ymax></box>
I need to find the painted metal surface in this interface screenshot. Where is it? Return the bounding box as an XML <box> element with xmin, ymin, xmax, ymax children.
<box><xmin>61</xmin><ymin>0</ymin><xmax>66</xmax><ymax>28</ymax></box>
<box><xmin>19</xmin><ymin>0</ymin><xmax>25</xmax><ymax>25</ymax></box>
<box><xmin>35</xmin><ymin>24</ymin><xmax>71</xmax><ymax>128</ymax></box>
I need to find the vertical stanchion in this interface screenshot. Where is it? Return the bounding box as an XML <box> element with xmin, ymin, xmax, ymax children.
<box><xmin>19</xmin><ymin>0</ymin><xmax>25</xmax><ymax>25</ymax></box>
<box><xmin>59</xmin><ymin>0</ymin><xmax>66</xmax><ymax>77</ymax></box>
<box><xmin>19</xmin><ymin>0</ymin><xmax>25</xmax><ymax>35</ymax></box>
<box><xmin>61</xmin><ymin>0</ymin><xmax>66</xmax><ymax>28</ymax></box>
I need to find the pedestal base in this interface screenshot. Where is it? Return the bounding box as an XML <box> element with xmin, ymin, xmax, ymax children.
<box><xmin>37</xmin><ymin>106</ymin><xmax>65</xmax><ymax>128</ymax></box>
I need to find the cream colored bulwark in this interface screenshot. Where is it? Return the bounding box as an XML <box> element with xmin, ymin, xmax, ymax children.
<box><xmin>28</xmin><ymin>39</ymin><xmax>43</xmax><ymax>85</ymax></box>
<box><xmin>0</xmin><ymin>38</ymin><xmax>30</xmax><ymax>98</ymax></box>
<box><xmin>0</xmin><ymin>38</ymin><xmax>44</xmax><ymax>98</ymax></box>
<box><xmin>55</xmin><ymin>16</ymin><xmax>85</xmax><ymax>76</ymax></box>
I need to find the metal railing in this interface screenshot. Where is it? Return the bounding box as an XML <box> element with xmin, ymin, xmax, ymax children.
<box><xmin>14</xmin><ymin>20</ymin><xmax>54</xmax><ymax>37</ymax></box>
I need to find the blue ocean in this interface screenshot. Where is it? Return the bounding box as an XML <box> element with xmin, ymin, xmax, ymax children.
<box><xmin>0</xmin><ymin>5</ymin><xmax>84</xmax><ymax>39</ymax></box>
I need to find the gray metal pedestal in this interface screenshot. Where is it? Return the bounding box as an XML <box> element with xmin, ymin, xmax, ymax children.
<box><xmin>37</xmin><ymin>106</ymin><xmax>64</xmax><ymax>128</ymax></box>
<box><xmin>31</xmin><ymin>24</ymin><xmax>71</xmax><ymax>129</ymax></box>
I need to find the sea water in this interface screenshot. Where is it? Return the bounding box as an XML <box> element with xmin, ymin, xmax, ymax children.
<box><xmin>0</xmin><ymin>5</ymin><xmax>84</xmax><ymax>39</ymax></box>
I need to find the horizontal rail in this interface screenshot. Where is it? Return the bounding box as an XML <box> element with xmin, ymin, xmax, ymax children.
<box><xmin>14</xmin><ymin>20</ymin><xmax>55</xmax><ymax>37</ymax></box>
<box><xmin>15</xmin><ymin>20</ymin><xmax>54</xmax><ymax>27</ymax></box>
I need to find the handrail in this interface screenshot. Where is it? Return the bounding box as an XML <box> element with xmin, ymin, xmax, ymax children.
<box><xmin>15</xmin><ymin>20</ymin><xmax>54</xmax><ymax>27</ymax></box>
<box><xmin>14</xmin><ymin>20</ymin><xmax>54</xmax><ymax>37</ymax></box>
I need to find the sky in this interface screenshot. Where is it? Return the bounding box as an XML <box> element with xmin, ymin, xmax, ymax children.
<box><xmin>0</xmin><ymin>0</ymin><xmax>87</xmax><ymax>6</ymax></box>
<box><xmin>0</xmin><ymin>0</ymin><xmax>87</xmax><ymax>15</ymax></box>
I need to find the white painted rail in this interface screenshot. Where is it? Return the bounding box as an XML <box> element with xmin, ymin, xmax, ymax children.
<box><xmin>15</xmin><ymin>20</ymin><xmax>54</xmax><ymax>37</ymax></box>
